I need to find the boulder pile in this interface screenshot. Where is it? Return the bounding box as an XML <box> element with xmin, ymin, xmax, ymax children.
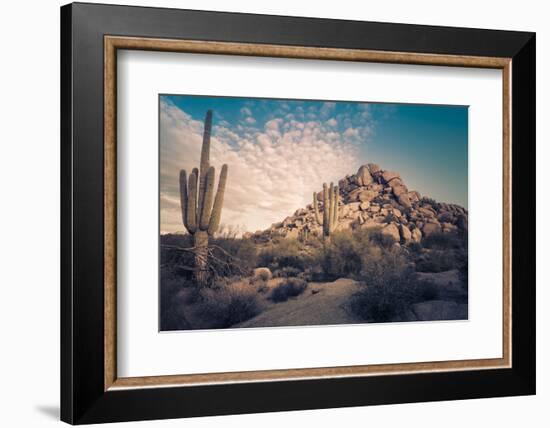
<box><xmin>245</xmin><ymin>163</ymin><xmax>468</xmax><ymax>245</ymax></box>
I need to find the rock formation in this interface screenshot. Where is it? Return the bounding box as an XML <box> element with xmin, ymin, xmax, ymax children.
<box><xmin>246</xmin><ymin>163</ymin><xmax>468</xmax><ymax>245</ymax></box>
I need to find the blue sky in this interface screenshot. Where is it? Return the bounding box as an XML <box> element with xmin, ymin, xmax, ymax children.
<box><xmin>159</xmin><ymin>94</ymin><xmax>467</xmax><ymax>234</ymax></box>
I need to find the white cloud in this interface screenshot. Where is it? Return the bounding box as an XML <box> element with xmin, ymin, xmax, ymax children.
<box><xmin>160</xmin><ymin>100</ymin><xmax>369</xmax><ymax>234</ymax></box>
<box><xmin>244</xmin><ymin>116</ymin><xmax>256</xmax><ymax>124</ymax></box>
<box><xmin>240</xmin><ymin>106</ymin><xmax>252</xmax><ymax>116</ymax></box>
<box><xmin>326</xmin><ymin>118</ymin><xmax>338</xmax><ymax>127</ymax></box>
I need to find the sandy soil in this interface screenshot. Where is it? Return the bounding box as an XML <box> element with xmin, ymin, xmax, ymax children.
<box><xmin>235</xmin><ymin>278</ymin><xmax>363</xmax><ymax>328</ymax></box>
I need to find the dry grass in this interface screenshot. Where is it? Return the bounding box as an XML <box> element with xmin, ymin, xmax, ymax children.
<box><xmin>194</xmin><ymin>281</ymin><xmax>264</xmax><ymax>328</ymax></box>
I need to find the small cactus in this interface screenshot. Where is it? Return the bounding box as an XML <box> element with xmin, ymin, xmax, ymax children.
<box><xmin>179</xmin><ymin>110</ymin><xmax>228</xmax><ymax>286</ymax></box>
<box><xmin>313</xmin><ymin>182</ymin><xmax>339</xmax><ymax>237</ymax></box>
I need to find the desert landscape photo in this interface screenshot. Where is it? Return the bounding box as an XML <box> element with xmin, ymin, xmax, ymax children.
<box><xmin>159</xmin><ymin>95</ymin><xmax>469</xmax><ymax>331</ymax></box>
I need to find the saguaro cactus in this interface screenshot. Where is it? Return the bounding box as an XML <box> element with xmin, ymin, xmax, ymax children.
<box><xmin>179</xmin><ymin>110</ymin><xmax>228</xmax><ymax>286</ymax></box>
<box><xmin>313</xmin><ymin>182</ymin><xmax>339</xmax><ymax>238</ymax></box>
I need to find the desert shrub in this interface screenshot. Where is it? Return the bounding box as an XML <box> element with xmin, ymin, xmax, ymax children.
<box><xmin>159</xmin><ymin>269</ymin><xmax>195</xmax><ymax>331</ymax></box>
<box><xmin>257</xmin><ymin>239</ymin><xmax>311</xmax><ymax>272</ymax></box>
<box><xmin>350</xmin><ymin>248</ymin><xmax>441</xmax><ymax>322</ymax></box>
<box><xmin>278</xmin><ymin>255</ymin><xmax>306</xmax><ymax>270</ymax></box>
<box><xmin>211</xmin><ymin>236</ymin><xmax>258</xmax><ymax>274</ymax></box>
<box><xmin>422</xmin><ymin>232</ymin><xmax>463</xmax><ymax>250</ymax></box>
<box><xmin>160</xmin><ymin>233</ymin><xmax>258</xmax><ymax>281</ymax></box>
<box><xmin>160</xmin><ymin>234</ymin><xmax>195</xmax><ymax>279</ymax></box>
<box><xmin>415</xmin><ymin>250</ymin><xmax>457</xmax><ymax>273</ymax></box>
<box><xmin>273</xmin><ymin>266</ymin><xmax>302</xmax><ymax>278</ymax></box>
<box><xmin>255</xmin><ymin>281</ymin><xmax>270</xmax><ymax>294</ymax></box>
<box><xmin>318</xmin><ymin>231</ymin><xmax>363</xmax><ymax>279</ymax></box>
<box><xmin>367</xmin><ymin>230</ymin><xmax>397</xmax><ymax>249</ymax></box>
<box><xmin>414</xmin><ymin>280</ymin><xmax>439</xmax><ymax>301</ymax></box>
<box><xmin>195</xmin><ymin>281</ymin><xmax>263</xmax><ymax>328</ymax></box>
<box><xmin>420</xmin><ymin>196</ymin><xmax>438</xmax><ymax>208</ymax></box>
<box><xmin>406</xmin><ymin>241</ymin><xmax>423</xmax><ymax>255</ymax></box>
<box><xmin>316</xmin><ymin>229</ymin><xmax>403</xmax><ymax>280</ymax></box>
<box><xmin>270</xmin><ymin>278</ymin><xmax>308</xmax><ymax>302</ymax></box>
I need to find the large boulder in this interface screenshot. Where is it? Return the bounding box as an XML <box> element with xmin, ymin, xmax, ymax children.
<box><xmin>361</xmin><ymin>220</ymin><xmax>384</xmax><ymax>231</ymax></box>
<box><xmin>392</xmin><ymin>184</ymin><xmax>408</xmax><ymax>197</ymax></box>
<box><xmin>358</xmin><ymin>190</ymin><xmax>378</xmax><ymax>202</ymax></box>
<box><xmin>400</xmin><ymin>224</ymin><xmax>412</xmax><ymax>243</ymax></box>
<box><xmin>338</xmin><ymin>177</ymin><xmax>349</xmax><ymax>192</ymax></box>
<box><xmin>356</xmin><ymin>165</ymin><xmax>373</xmax><ymax>186</ymax></box>
<box><xmin>418</xmin><ymin>207</ymin><xmax>436</xmax><ymax>218</ymax></box>
<box><xmin>422</xmin><ymin>222</ymin><xmax>441</xmax><ymax>237</ymax></box>
<box><xmin>397</xmin><ymin>193</ymin><xmax>412</xmax><ymax>209</ymax></box>
<box><xmin>411</xmin><ymin>227</ymin><xmax>422</xmax><ymax>243</ymax></box>
<box><xmin>381</xmin><ymin>170</ymin><xmax>400</xmax><ymax>183</ymax></box>
<box><xmin>346</xmin><ymin>202</ymin><xmax>361</xmax><ymax>213</ymax></box>
<box><xmin>411</xmin><ymin>300</ymin><xmax>468</xmax><ymax>321</ymax></box>
<box><xmin>349</xmin><ymin>188</ymin><xmax>377</xmax><ymax>202</ymax></box>
<box><xmin>380</xmin><ymin>223</ymin><xmax>400</xmax><ymax>242</ymax></box>
<box><xmin>367</xmin><ymin>163</ymin><xmax>381</xmax><ymax>175</ymax></box>
<box><xmin>253</xmin><ymin>267</ymin><xmax>272</xmax><ymax>280</ymax></box>
<box><xmin>388</xmin><ymin>177</ymin><xmax>403</xmax><ymax>188</ymax></box>
<box><xmin>441</xmin><ymin>222</ymin><xmax>458</xmax><ymax>233</ymax></box>
<box><xmin>368</xmin><ymin>183</ymin><xmax>384</xmax><ymax>192</ymax></box>
<box><xmin>408</xmin><ymin>191</ymin><xmax>421</xmax><ymax>203</ymax></box>
<box><xmin>437</xmin><ymin>211</ymin><xmax>454</xmax><ymax>223</ymax></box>
<box><xmin>456</xmin><ymin>214</ymin><xmax>468</xmax><ymax>231</ymax></box>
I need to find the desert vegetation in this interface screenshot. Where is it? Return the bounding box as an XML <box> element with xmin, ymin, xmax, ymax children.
<box><xmin>161</xmin><ymin>114</ymin><xmax>468</xmax><ymax>331</ymax></box>
<box><xmin>161</xmin><ymin>227</ymin><xmax>467</xmax><ymax>330</ymax></box>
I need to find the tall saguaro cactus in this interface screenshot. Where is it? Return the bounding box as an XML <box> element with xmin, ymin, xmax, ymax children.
<box><xmin>179</xmin><ymin>110</ymin><xmax>228</xmax><ymax>287</ymax></box>
<box><xmin>313</xmin><ymin>182</ymin><xmax>339</xmax><ymax>238</ymax></box>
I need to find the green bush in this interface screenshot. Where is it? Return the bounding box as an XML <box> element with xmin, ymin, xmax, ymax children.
<box><xmin>271</xmin><ymin>278</ymin><xmax>308</xmax><ymax>302</ymax></box>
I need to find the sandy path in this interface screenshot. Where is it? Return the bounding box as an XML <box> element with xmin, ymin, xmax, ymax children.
<box><xmin>235</xmin><ymin>278</ymin><xmax>363</xmax><ymax>328</ymax></box>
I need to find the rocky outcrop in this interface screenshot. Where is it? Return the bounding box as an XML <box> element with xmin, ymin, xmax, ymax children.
<box><xmin>248</xmin><ymin>163</ymin><xmax>468</xmax><ymax>245</ymax></box>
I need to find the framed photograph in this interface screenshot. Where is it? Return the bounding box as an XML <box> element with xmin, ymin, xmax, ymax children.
<box><xmin>61</xmin><ymin>2</ymin><xmax>535</xmax><ymax>424</ymax></box>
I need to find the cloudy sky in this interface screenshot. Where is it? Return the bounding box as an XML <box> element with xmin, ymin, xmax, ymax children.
<box><xmin>160</xmin><ymin>95</ymin><xmax>468</xmax><ymax>234</ymax></box>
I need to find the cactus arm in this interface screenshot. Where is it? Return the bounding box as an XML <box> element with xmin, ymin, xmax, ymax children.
<box><xmin>179</xmin><ymin>169</ymin><xmax>189</xmax><ymax>232</ymax></box>
<box><xmin>198</xmin><ymin>110</ymin><xmax>212</xmax><ymax>220</ymax></box>
<box><xmin>334</xmin><ymin>185</ymin><xmax>339</xmax><ymax>226</ymax></box>
<box><xmin>208</xmin><ymin>164</ymin><xmax>228</xmax><ymax>235</ymax></box>
<box><xmin>328</xmin><ymin>183</ymin><xmax>335</xmax><ymax>234</ymax></box>
<box><xmin>330</xmin><ymin>185</ymin><xmax>339</xmax><ymax>233</ymax></box>
<box><xmin>186</xmin><ymin>170</ymin><xmax>198</xmax><ymax>233</ymax></box>
<box><xmin>313</xmin><ymin>192</ymin><xmax>321</xmax><ymax>224</ymax></box>
<box><xmin>329</xmin><ymin>184</ymin><xmax>334</xmax><ymax>233</ymax></box>
<box><xmin>322</xmin><ymin>183</ymin><xmax>329</xmax><ymax>236</ymax></box>
<box><xmin>199</xmin><ymin>166</ymin><xmax>216</xmax><ymax>230</ymax></box>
